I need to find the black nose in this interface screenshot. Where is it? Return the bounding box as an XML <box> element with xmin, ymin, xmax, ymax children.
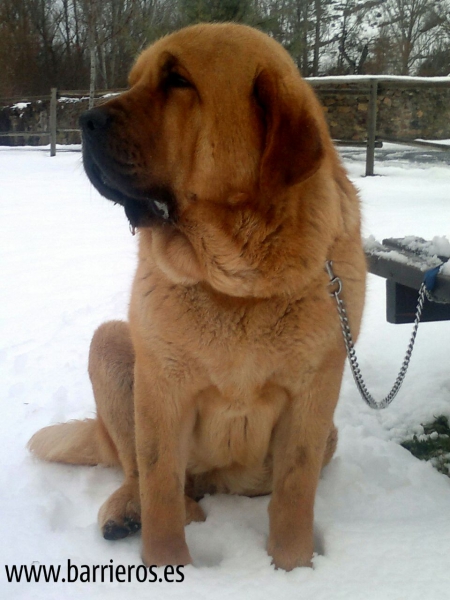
<box><xmin>79</xmin><ymin>108</ymin><xmax>112</xmax><ymax>135</ymax></box>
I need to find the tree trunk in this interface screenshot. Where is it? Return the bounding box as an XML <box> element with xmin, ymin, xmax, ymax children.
<box><xmin>88</xmin><ymin>0</ymin><xmax>97</xmax><ymax>108</ymax></box>
<box><xmin>89</xmin><ymin>23</ymin><xmax>96</xmax><ymax>108</ymax></box>
<box><xmin>312</xmin><ymin>0</ymin><xmax>321</xmax><ymax>76</ymax></box>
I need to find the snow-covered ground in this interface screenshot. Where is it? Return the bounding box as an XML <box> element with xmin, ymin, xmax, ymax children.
<box><xmin>1</xmin><ymin>144</ymin><xmax>450</xmax><ymax>599</ymax></box>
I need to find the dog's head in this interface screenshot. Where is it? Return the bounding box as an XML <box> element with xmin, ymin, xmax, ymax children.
<box><xmin>81</xmin><ymin>24</ymin><xmax>335</xmax><ymax>297</ymax></box>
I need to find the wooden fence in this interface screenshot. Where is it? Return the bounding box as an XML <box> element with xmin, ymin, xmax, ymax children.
<box><xmin>1</xmin><ymin>77</ymin><xmax>450</xmax><ymax>174</ymax></box>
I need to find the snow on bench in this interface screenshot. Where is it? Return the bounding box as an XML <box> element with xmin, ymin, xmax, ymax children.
<box><xmin>364</xmin><ymin>236</ymin><xmax>450</xmax><ymax>323</ymax></box>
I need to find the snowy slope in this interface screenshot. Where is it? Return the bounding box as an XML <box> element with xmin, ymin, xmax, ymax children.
<box><xmin>1</xmin><ymin>145</ymin><xmax>450</xmax><ymax>599</ymax></box>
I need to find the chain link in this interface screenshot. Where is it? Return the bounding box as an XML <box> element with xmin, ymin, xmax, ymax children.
<box><xmin>326</xmin><ymin>261</ymin><xmax>427</xmax><ymax>410</ymax></box>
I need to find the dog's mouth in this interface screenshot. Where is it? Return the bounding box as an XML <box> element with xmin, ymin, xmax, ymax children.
<box><xmin>82</xmin><ymin>146</ymin><xmax>176</xmax><ymax>231</ymax></box>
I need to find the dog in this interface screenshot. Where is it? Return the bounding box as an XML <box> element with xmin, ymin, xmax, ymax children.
<box><xmin>29</xmin><ymin>23</ymin><xmax>366</xmax><ymax>571</ymax></box>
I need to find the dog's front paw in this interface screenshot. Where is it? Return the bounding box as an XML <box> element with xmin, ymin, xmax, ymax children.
<box><xmin>267</xmin><ymin>537</ymin><xmax>313</xmax><ymax>571</ymax></box>
<box><xmin>142</xmin><ymin>536</ymin><xmax>192</xmax><ymax>567</ymax></box>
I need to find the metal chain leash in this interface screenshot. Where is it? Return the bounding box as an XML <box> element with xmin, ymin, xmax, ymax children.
<box><xmin>325</xmin><ymin>261</ymin><xmax>428</xmax><ymax>410</ymax></box>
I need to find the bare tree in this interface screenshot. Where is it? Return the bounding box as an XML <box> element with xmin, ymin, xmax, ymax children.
<box><xmin>379</xmin><ymin>0</ymin><xmax>444</xmax><ymax>74</ymax></box>
<box><xmin>1</xmin><ymin>0</ymin><xmax>450</xmax><ymax>98</ymax></box>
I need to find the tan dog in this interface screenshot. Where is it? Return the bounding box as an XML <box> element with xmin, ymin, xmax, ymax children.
<box><xmin>29</xmin><ymin>23</ymin><xmax>366</xmax><ymax>571</ymax></box>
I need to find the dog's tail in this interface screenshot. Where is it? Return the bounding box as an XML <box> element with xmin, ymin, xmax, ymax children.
<box><xmin>28</xmin><ymin>418</ymin><xmax>119</xmax><ymax>467</ymax></box>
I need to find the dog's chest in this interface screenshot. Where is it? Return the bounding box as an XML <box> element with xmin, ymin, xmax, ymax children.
<box><xmin>139</xmin><ymin>277</ymin><xmax>329</xmax><ymax>383</ymax></box>
<box><xmin>178</xmin><ymin>285</ymin><xmax>306</xmax><ymax>354</ymax></box>
<box><xmin>135</xmin><ymin>277</ymin><xmax>332</xmax><ymax>473</ymax></box>
<box><xmin>179</xmin><ymin>290</ymin><xmax>305</xmax><ymax>443</ymax></box>
<box><xmin>190</xmin><ymin>381</ymin><xmax>288</xmax><ymax>473</ymax></box>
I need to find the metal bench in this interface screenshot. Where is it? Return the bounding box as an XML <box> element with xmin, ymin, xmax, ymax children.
<box><xmin>365</xmin><ymin>237</ymin><xmax>450</xmax><ymax>324</ymax></box>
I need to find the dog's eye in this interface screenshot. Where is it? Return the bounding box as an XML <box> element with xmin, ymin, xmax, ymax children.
<box><xmin>166</xmin><ymin>72</ymin><xmax>192</xmax><ymax>89</ymax></box>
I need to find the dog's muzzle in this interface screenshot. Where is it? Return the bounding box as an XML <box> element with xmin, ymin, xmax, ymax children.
<box><xmin>79</xmin><ymin>107</ymin><xmax>175</xmax><ymax>230</ymax></box>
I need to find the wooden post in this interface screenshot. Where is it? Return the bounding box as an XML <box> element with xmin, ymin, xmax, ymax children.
<box><xmin>50</xmin><ymin>87</ymin><xmax>57</xmax><ymax>157</ymax></box>
<box><xmin>365</xmin><ymin>79</ymin><xmax>378</xmax><ymax>176</ymax></box>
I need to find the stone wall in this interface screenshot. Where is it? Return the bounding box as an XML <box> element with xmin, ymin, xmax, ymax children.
<box><xmin>1</xmin><ymin>81</ymin><xmax>450</xmax><ymax>146</ymax></box>
<box><xmin>312</xmin><ymin>82</ymin><xmax>450</xmax><ymax>142</ymax></box>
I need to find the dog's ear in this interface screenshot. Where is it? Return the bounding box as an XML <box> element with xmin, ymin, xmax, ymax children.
<box><xmin>254</xmin><ymin>69</ymin><xmax>324</xmax><ymax>192</ymax></box>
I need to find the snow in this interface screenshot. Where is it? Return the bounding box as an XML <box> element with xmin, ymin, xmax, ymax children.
<box><xmin>10</xmin><ymin>102</ymin><xmax>31</xmax><ymax>110</ymax></box>
<box><xmin>417</xmin><ymin>139</ymin><xmax>450</xmax><ymax>147</ymax></box>
<box><xmin>57</xmin><ymin>94</ymin><xmax>121</xmax><ymax>104</ymax></box>
<box><xmin>307</xmin><ymin>74</ymin><xmax>450</xmax><ymax>84</ymax></box>
<box><xmin>364</xmin><ymin>235</ymin><xmax>450</xmax><ymax>271</ymax></box>
<box><xmin>1</xmin><ymin>144</ymin><xmax>450</xmax><ymax>598</ymax></box>
<box><xmin>58</xmin><ymin>97</ymin><xmax>89</xmax><ymax>104</ymax></box>
<box><xmin>400</xmin><ymin>235</ymin><xmax>450</xmax><ymax>258</ymax></box>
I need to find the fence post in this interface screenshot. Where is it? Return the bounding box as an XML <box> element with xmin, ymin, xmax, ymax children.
<box><xmin>365</xmin><ymin>79</ymin><xmax>378</xmax><ymax>176</ymax></box>
<box><xmin>50</xmin><ymin>87</ymin><xmax>57</xmax><ymax>157</ymax></box>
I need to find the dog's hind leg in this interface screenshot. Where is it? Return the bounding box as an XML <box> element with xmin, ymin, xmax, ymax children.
<box><xmin>29</xmin><ymin>320</ymin><xmax>204</xmax><ymax>540</ymax></box>
<box><xmin>28</xmin><ymin>320</ymin><xmax>139</xmax><ymax>538</ymax></box>
<box><xmin>87</xmin><ymin>320</ymin><xmax>142</xmax><ymax>540</ymax></box>
<box><xmin>27</xmin><ymin>321</ymin><xmax>131</xmax><ymax>468</ymax></box>
<box><xmin>90</xmin><ymin>321</ymin><xmax>205</xmax><ymax>539</ymax></box>
<box><xmin>91</xmin><ymin>321</ymin><xmax>205</xmax><ymax>538</ymax></box>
